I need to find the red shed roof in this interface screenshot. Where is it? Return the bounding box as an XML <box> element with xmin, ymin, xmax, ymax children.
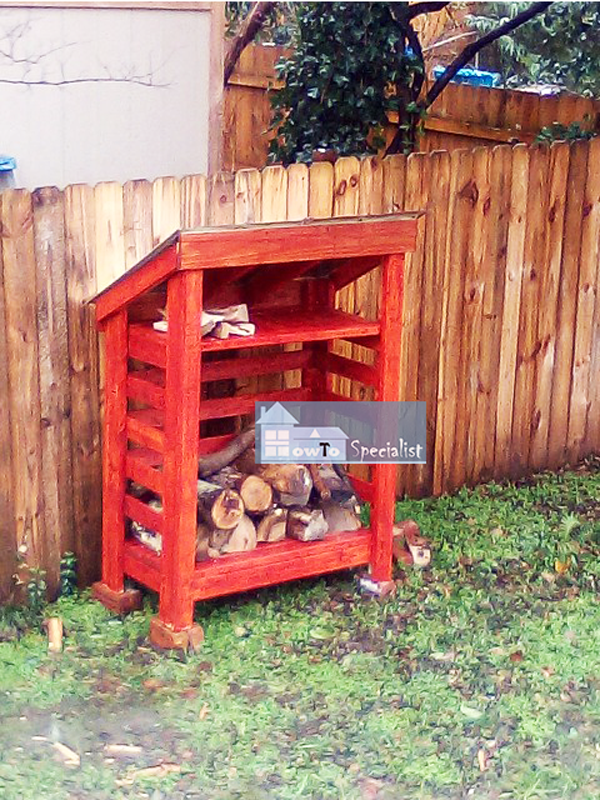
<box><xmin>93</xmin><ymin>213</ymin><xmax>421</xmax><ymax>323</ymax></box>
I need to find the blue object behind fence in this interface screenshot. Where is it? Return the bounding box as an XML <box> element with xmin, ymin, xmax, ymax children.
<box><xmin>432</xmin><ymin>66</ymin><xmax>501</xmax><ymax>88</ymax></box>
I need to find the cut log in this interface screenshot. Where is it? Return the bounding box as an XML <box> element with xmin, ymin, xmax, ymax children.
<box><xmin>287</xmin><ymin>508</ymin><xmax>328</xmax><ymax>542</ymax></box>
<box><xmin>256</xmin><ymin>507</ymin><xmax>288</xmax><ymax>542</ymax></box>
<box><xmin>259</xmin><ymin>464</ymin><xmax>313</xmax><ymax>507</ymax></box>
<box><xmin>208</xmin><ymin>489</ymin><xmax>245</xmax><ymax>530</ymax></box>
<box><xmin>313</xmin><ymin>463</ymin><xmax>358</xmax><ymax>506</ymax></box>
<box><xmin>209</xmin><ymin>526</ymin><xmax>232</xmax><ymax>551</ymax></box>
<box><xmin>238</xmin><ymin>475</ymin><xmax>273</xmax><ymax>513</ymax></box>
<box><xmin>220</xmin><ymin>514</ymin><xmax>257</xmax><ymax>554</ymax></box>
<box><xmin>198</xmin><ymin>425</ymin><xmax>256</xmax><ymax>477</ymax></box>
<box><xmin>209</xmin><ymin>466</ymin><xmax>244</xmax><ymax>489</ymax></box>
<box><xmin>320</xmin><ymin>500</ymin><xmax>361</xmax><ymax>532</ymax></box>
<box><xmin>308</xmin><ymin>463</ymin><xmax>332</xmax><ymax>501</ymax></box>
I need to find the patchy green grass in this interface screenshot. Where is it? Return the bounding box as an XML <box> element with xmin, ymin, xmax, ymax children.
<box><xmin>0</xmin><ymin>461</ymin><xmax>599</xmax><ymax>800</ymax></box>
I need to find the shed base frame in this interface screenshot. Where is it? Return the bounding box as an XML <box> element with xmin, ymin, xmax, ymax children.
<box><xmin>149</xmin><ymin>617</ymin><xmax>205</xmax><ymax>650</ymax></box>
<box><xmin>91</xmin><ymin>582</ymin><xmax>142</xmax><ymax>615</ymax></box>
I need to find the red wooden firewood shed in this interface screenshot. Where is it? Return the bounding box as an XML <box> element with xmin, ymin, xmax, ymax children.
<box><xmin>91</xmin><ymin>214</ymin><xmax>420</xmax><ymax>648</ymax></box>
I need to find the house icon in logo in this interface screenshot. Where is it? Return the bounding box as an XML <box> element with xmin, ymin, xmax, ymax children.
<box><xmin>256</xmin><ymin>402</ymin><xmax>348</xmax><ymax>463</ymax></box>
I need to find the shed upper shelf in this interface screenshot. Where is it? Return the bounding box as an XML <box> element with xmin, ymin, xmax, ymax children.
<box><xmin>129</xmin><ymin>306</ymin><xmax>380</xmax><ymax>367</ymax></box>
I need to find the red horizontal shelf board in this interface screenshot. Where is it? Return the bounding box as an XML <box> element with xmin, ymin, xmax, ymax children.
<box><xmin>123</xmin><ymin>541</ymin><xmax>161</xmax><ymax>592</ymax></box>
<box><xmin>129</xmin><ymin>308</ymin><xmax>379</xmax><ymax>366</ymax></box>
<box><xmin>191</xmin><ymin>529</ymin><xmax>371</xmax><ymax>600</ymax></box>
<box><xmin>124</xmin><ymin>494</ymin><xmax>163</xmax><ymax>534</ymax></box>
<box><xmin>122</xmin><ymin>530</ymin><xmax>371</xmax><ymax>602</ymax></box>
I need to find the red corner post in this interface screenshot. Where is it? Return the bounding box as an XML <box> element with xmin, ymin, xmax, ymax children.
<box><xmin>151</xmin><ymin>269</ymin><xmax>204</xmax><ymax>648</ymax></box>
<box><xmin>92</xmin><ymin>308</ymin><xmax>142</xmax><ymax>614</ymax></box>
<box><xmin>370</xmin><ymin>253</ymin><xmax>405</xmax><ymax>584</ymax></box>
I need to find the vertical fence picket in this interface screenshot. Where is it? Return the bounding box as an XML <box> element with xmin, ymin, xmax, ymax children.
<box><xmin>32</xmin><ymin>187</ymin><xmax>74</xmax><ymax>592</ymax></box>
<box><xmin>0</xmin><ymin>208</ymin><xmax>16</xmax><ymax>600</ymax></box>
<box><xmin>308</xmin><ymin>162</ymin><xmax>334</xmax><ymax>219</ymax></box>
<box><xmin>152</xmin><ymin>176</ymin><xmax>182</xmax><ymax>246</ymax></box>
<box><xmin>548</xmin><ymin>140</ymin><xmax>588</xmax><ymax>469</ymax></box>
<box><xmin>123</xmin><ymin>179</ymin><xmax>153</xmax><ymax>269</ymax></box>
<box><xmin>567</xmin><ymin>137</ymin><xmax>600</xmax><ymax>462</ymax></box>
<box><xmin>286</xmin><ymin>163</ymin><xmax>309</xmax><ymax>221</ymax></box>
<box><xmin>416</xmin><ymin>150</ymin><xmax>450</xmax><ymax>495</ymax></box>
<box><xmin>434</xmin><ymin>149</ymin><xmax>473</xmax><ymax>494</ymax></box>
<box><xmin>473</xmin><ymin>145</ymin><xmax>512</xmax><ymax>481</ymax></box>
<box><xmin>382</xmin><ymin>154</ymin><xmax>406</xmax><ymax>214</ymax></box>
<box><xmin>234</xmin><ymin>169</ymin><xmax>262</xmax><ymax>224</ymax></box>
<box><xmin>512</xmin><ymin>146</ymin><xmax>549</xmax><ymax>477</ymax></box>
<box><xmin>208</xmin><ymin>172</ymin><xmax>235</xmax><ymax>227</ymax></box>
<box><xmin>529</xmin><ymin>142</ymin><xmax>570</xmax><ymax>470</ymax></box>
<box><xmin>494</xmin><ymin>146</ymin><xmax>529</xmax><ymax>478</ymax></box>
<box><xmin>401</xmin><ymin>153</ymin><xmax>430</xmax><ymax>495</ymax></box>
<box><xmin>332</xmin><ymin>157</ymin><xmax>361</xmax><ymax>397</ymax></box>
<box><xmin>181</xmin><ymin>175</ymin><xmax>208</xmax><ymax>229</ymax></box>
<box><xmin>94</xmin><ymin>182</ymin><xmax>125</xmax><ymax>291</ymax></box>
<box><xmin>65</xmin><ymin>184</ymin><xmax>102</xmax><ymax>586</ymax></box>
<box><xmin>1</xmin><ymin>190</ymin><xmax>46</xmax><ymax>585</ymax></box>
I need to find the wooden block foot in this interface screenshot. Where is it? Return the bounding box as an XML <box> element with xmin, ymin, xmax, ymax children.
<box><xmin>358</xmin><ymin>575</ymin><xmax>397</xmax><ymax>598</ymax></box>
<box><xmin>91</xmin><ymin>582</ymin><xmax>143</xmax><ymax>614</ymax></box>
<box><xmin>150</xmin><ymin>617</ymin><xmax>205</xmax><ymax>651</ymax></box>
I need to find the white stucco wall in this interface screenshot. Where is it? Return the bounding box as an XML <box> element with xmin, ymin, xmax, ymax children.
<box><xmin>0</xmin><ymin>2</ymin><xmax>218</xmax><ymax>188</ymax></box>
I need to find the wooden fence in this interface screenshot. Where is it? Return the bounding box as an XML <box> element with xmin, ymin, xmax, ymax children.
<box><xmin>1</xmin><ymin>139</ymin><xmax>599</xmax><ymax>600</ymax></box>
<box><xmin>223</xmin><ymin>44</ymin><xmax>600</xmax><ymax>170</ymax></box>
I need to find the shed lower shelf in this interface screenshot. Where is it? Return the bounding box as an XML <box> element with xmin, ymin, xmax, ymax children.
<box><xmin>123</xmin><ymin>529</ymin><xmax>372</xmax><ymax>601</ymax></box>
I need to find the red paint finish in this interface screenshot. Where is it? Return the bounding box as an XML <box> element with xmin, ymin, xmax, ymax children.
<box><xmin>93</xmin><ymin>216</ymin><xmax>418</xmax><ymax>643</ymax></box>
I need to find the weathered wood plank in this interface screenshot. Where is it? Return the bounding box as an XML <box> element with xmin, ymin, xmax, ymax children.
<box><xmin>308</xmin><ymin>162</ymin><xmax>334</xmax><ymax>219</ymax></box>
<box><xmin>1</xmin><ymin>190</ymin><xmax>46</xmax><ymax>582</ymax></box>
<box><xmin>95</xmin><ymin>181</ymin><xmax>125</xmax><ymax>291</ymax></box>
<box><xmin>567</xmin><ymin>136</ymin><xmax>600</xmax><ymax>461</ymax></box>
<box><xmin>529</xmin><ymin>142</ymin><xmax>570</xmax><ymax>469</ymax></box>
<box><xmin>123</xmin><ymin>179</ymin><xmax>153</xmax><ymax>270</ymax></box>
<box><xmin>548</xmin><ymin>140</ymin><xmax>588</xmax><ymax>468</ymax></box>
<box><xmin>0</xmin><ymin>206</ymin><xmax>16</xmax><ymax>601</ymax></box>
<box><xmin>511</xmin><ymin>145</ymin><xmax>549</xmax><ymax>477</ymax></box>
<box><xmin>234</xmin><ymin>169</ymin><xmax>261</xmax><ymax>224</ymax></box>
<box><xmin>152</xmin><ymin>176</ymin><xmax>181</xmax><ymax>246</ymax></box>
<box><xmin>181</xmin><ymin>174</ymin><xmax>208</xmax><ymax>229</ymax></box>
<box><xmin>32</xmin><ymin>187</ymin><xmax>75</xmax><ymax>593</ymax></box>
<box><xmin>64</xmin><ymin>184</ymin><xmax>102</xmax><ymax>586</ymax></box>
<box><xmin>473</xmin><ymin>145</ymin><xmax>511</xmax><ymax>481</ymax></box>
<box><xmin>494</xmin><ymin>146</ymin><xmax>530</xmax><ymax>478</ymax></box>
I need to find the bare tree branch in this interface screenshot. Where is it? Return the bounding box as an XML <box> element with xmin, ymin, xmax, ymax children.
<box><xmin>224</xmin><ymin>1</ymin><xmax>275</xmax><ymax>86</ymax></box>
<box><xmin>407</xmin><ymin>2</ymin><xmax>451</xmax><ymax>21</ymax></box>
<box><xmin>0</xmin><ymin>75</ymin><xmax>164</xmax><ymax>88</ymax></box>
<box><xmin>424</xmin><ymin>1</ymin><xmax>553</xmax><ymax>108</ymax></box>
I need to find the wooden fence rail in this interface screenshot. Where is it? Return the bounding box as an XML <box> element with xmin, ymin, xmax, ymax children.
<box><xmin>1</xmin><ymin>139</ymin><xmax>599</xmax><ymax>599</ymax></box>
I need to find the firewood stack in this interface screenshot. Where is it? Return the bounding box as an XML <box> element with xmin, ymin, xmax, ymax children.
<box><xmin>129</xmin><ymin>425</ymin><xmax>363</xmax><ymax>559</ymax></box>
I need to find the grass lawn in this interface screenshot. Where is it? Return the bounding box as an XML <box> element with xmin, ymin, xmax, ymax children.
<box><xmin>0</xmin><ymin>460</ymin><xmax>599</xmax><ymax>800</ymax></box>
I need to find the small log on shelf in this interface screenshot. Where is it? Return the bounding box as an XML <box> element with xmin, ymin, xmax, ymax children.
<box><xmin>287</xmin><ymin>508</ymin><xmax>328</xmax><ymax>542</ymax></box>
<box><xmin>197</xmin><ymin>479</ymin><xmax>245</xmax><ymax>530</ymax></box>
<box><xmin>210</xmin><ymin>489</ymin><xmax>245</xmax><ymax>530</ymax></box>
<box><xmin>220</xmin><ymin>514</ymin><xmax>257</xmax><ymax>554</ymax></box>
<box><xmin>259</xmin><ymin>464</ymin><xmax>313</xmax><ymax>507</ymax></box>
<box><xmin>238</xmin><ymin>474</ymin><xmax>273</xmax><ymax>513</ymax></box>
<box><xmin>256</xmin><ymin>507</ymin><xmax>288</xmax><ymax>543</ymax></box>
<box><xmin>198</xmin><ymin>425</ymin><xmax>256</xmax><ymax>477</ymax></box>
<box><xmin>320</xmin><ymin>500</ymin><xmax>361</xmax><ymax>532</ymax></box>
<box><xmin>308</xmin><ymin>464</ymin><xmax>332</xmax><ymax>501</ymax></box>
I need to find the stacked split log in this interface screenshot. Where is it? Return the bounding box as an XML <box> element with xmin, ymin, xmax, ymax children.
<box><xmin>128</xmin><ymin>427</ymin><xmax>363</xmax><ymax>559</ymax></box>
